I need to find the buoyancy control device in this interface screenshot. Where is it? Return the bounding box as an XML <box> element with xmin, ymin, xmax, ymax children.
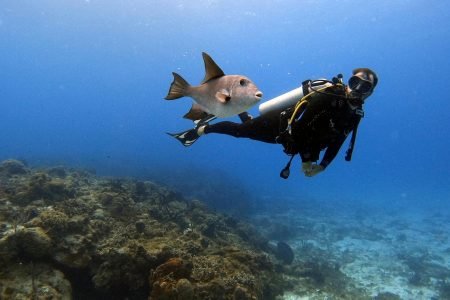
<box><xmin>259</xmin><ymin>75</ymin><xmax>362</xmax><ymax>179</ymax></box>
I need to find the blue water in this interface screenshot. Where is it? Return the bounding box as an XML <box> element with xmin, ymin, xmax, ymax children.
<box><xmin>1</xmin><ymin>1</ymin><xmax>449</xmax><ymax>212</ymax></box>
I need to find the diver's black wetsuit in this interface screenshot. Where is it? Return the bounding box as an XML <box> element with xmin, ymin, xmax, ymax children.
<box><xmin>204</xmin><ymin>85</ymin><xmax>363</xmax><ymax>169</ymax></box>
<box><xmin>204</xmin><ymin>110</ymin><xmax>281</xmax><ymax>143</ymax></box>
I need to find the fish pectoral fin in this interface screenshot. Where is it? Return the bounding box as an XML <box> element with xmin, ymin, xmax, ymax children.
<box><xmin>215</xmin><ymin>89</ymin><xmax>231</xmax><ymax>103</ymax></box>
<box><xmin>201</xmin><ymin>52</ymin><xmax>225</xmax><ymax>84</ymax></box>
<box><xmin>183</xmin><ymin>103</ymin><xmax>209</xmax><ymax>121</ymax></box>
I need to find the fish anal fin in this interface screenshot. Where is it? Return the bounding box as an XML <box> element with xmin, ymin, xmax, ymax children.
<box><xmin>165</xmin><ymin>72</ymin><xmax>190</xmax><ymax>100</ymax></box>
<box><xmin>183</xmin><ymin>103</ymin><xmax>209</xmax><ymax>121</ymax></box>
<box><xmin>201</xmin><ymin>52</ymin><xmax>225</xmax><ymax>84</ymax></box>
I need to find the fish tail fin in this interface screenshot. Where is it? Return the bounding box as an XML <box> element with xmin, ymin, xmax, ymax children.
<box><xmin>167</xmin><ymin>128</ymin><xmax>201</xmax><ymax>147</ymax></box>
<box><xmin>165</xmin><ymin>72</ymin><xmax>190</xmax><ymax>100</ymax></box>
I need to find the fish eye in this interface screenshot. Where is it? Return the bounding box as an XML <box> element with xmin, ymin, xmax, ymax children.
<box><xmin>225</xmin><ymin>96</ymin><xmax>231</xmax><ymax>102</ymax></box>
<box><xmin>239</xmin><ymin>78</ymin><xmax>247</xmax><ymax>86</ymax></box>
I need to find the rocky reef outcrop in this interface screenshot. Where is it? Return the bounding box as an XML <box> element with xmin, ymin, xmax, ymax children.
<box><xmin>0</xmin><ymin>159</ymin><xmax>286</xmax><ymax>299</ymax></box>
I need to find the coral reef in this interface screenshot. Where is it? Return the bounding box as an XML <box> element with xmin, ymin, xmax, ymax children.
<box><xmin>0</xmin><ymin>159</ymin><xmax>285</xmax><ymax>299</ymax></box>
<box><xmin>0</xmin><ymin>159</ymin><xmax>28</xmax><ymax>176</ymax></box>
<box><xmin>0</xmin><ymin>262</ymin><xmax>72</xmax><ymax>299</ymax></box>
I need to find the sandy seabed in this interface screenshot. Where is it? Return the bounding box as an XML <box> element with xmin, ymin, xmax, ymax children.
<box><xmin>253</xmin><ymin>198</ymin><xmax>450</xmax><ymax>299</ymax></box>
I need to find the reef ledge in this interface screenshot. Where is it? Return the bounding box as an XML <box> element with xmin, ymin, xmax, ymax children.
<box><xmin>0</xmin><ymin>159</ymin><xmax>287</xmax><ymax>300</ymax></box>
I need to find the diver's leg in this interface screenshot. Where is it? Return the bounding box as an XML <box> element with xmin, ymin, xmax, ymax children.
<box><xmin>203</xmin><ymin>121</ymin><xmax>242</xmax><ymax>136</ymax></box>
<box><xmin>203</xmin><ymin>116</ymin><xmax>279</xmax><ymax>144</ymax></box>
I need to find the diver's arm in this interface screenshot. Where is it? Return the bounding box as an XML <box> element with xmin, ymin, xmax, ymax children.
<box><xmin>238</xmin><ymin>112</ymin><xmax>252</xmax><ymax>123</ymax></box>
<box><xmin>319</xmin><ymin>135</ymin><xmax>347</xmax><ymax>169</ymax></box>
<box><xmin>304</xmin><ymin>140</ymin><xmax>344</xmax><ymax>177</ymax></box>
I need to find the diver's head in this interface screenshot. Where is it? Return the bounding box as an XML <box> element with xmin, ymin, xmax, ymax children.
<box><xmin>347</xmin><ymin>68</ymin><xmax>378</xmax><ymax>105</ymax></box>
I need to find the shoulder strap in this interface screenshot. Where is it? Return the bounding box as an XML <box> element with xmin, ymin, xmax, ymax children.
<box><xmin>302</xmin><ymin>80</ymin><xmax>311</xmax><ymax>97</ymax></box>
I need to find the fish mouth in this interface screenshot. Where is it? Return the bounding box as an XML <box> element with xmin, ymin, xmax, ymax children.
<box><xmin>255</xmin><ymin>91</ymin><xmax>263</xmax><ymax>100</ymax></box>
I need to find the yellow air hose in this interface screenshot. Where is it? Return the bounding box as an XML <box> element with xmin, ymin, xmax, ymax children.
<box><xmin>286</xmin><ymin>85</ymin><xmax>337</xmax><ymax>133</ymax></box>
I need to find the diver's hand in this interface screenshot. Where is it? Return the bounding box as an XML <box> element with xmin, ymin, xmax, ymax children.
<box><xmin>301</xmin><ymin>162</ymin><xmax>312</xmax><ymax>176</ymax></box>
<box><xmin>305</xmin><ymin>163</ymin><xmax>324</xmax><ymax>177</ymax></box>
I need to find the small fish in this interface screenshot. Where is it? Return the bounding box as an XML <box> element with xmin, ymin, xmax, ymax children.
<box><xmin>165</xmin><ymin>52</ymin><xmax>263</xmax><ymax>120</ymax></box>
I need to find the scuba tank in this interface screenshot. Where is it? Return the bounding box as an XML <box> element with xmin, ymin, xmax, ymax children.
<box><xmin>258</xmin><ymin>79</ymin><xmax>334</xmax><ymax>116</ymax></box>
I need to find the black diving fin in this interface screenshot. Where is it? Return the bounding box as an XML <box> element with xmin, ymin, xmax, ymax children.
<box><xmin>167</xmin><ymin>114</ymin><xmax>216</xmax><ymax>147</ymax></box>
<box><xmin>167</xmin><ymin>128</ymin><xmax>200</xmax><ymax>147</ymax></box>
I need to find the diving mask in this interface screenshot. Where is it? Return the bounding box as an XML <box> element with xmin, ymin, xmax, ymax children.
<box><xmin>348</xmin><ymin>75</ymin><xmax>374</xmax><ymax>95</ymax></box>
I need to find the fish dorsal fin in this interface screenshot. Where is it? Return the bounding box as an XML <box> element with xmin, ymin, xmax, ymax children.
<box><xmin>201</xmin><ymin>52</ymin><xmax>225</xmax><ymax>84</ymax></box>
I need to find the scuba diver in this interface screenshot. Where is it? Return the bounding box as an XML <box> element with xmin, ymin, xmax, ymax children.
<box><xmin>169</xmin><ymin>68</ymin><xmax>378</xmax><ymax>179</ymax></box>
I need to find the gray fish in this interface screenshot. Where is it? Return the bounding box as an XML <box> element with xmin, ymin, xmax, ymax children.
<box><xmin>165</xmin><ymin>52</ymin><xmax>263</xmax><ymax>120</ymax></box>
<box><xmin>275</xmin><ymin>241</ymin><xmax>294</xmax><ymax>265</ymax></box>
